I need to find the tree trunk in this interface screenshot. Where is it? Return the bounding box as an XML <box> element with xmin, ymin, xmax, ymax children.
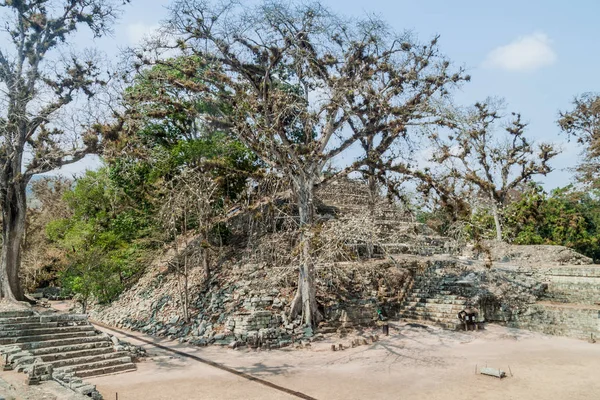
<box><xmin>181</xmin><ymin>211</ymin><xmax>189</xmax><ymax>323</ymax></box>
<box><xmin>81</xmin><ymin>297</ymin><xmax>88</xmax><ymax>314</ymax></box>
<box><xmin>0</xmin><ymin>181</ymin><xmax>27</xmax><ymax>301</ymax></box>
<box><xmin>202</xmin><ymin>248</ymin><xmax>210</xmax><ymax>281</ymax></box>
<box><xmin>491</xmin><ymin>202</ymin><xmax>502</xmax><ymax>241</ymax></box>
<box><xmin>366</xmin><ymin>174</ymin><xmax>377</xmax><ymax>259</ymax></box>
<box><xmin>289</xmin><ymin>173</ymin><xmax>320</xmax><ymax>328</ymax></box>
<box><xmin>183</xmin><ymin>253</ymin><xmax>189</xmax><ymax>323</ymax></box>
<box><xmin>492</xmin><ymin>210</ymin><xmax>502</xmax><ymax>241</ymax></box>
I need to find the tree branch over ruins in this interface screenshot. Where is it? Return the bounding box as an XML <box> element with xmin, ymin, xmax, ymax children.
<box><xmin>558</xmin><ymin>93</ymin><xmax>600</xmax><ymax>188</ymax></box>
<box><xmin>0</xmin><ymin>0</ymin><xmax>129</xmax><ymax>301</ymax></box>
<box><xmin>425</xmin><ymin>100</ymin><xmax>557</xmax><ymax>241</ymax></box>
<box><xmin>137</xmin><ymin>0</ymin><xmax>469</xmax><ymax>327</ymax></box>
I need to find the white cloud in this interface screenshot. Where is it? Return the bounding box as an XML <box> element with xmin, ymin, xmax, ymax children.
<box><xmin>126</xmin><ymin>22</ymin><xmax>160</xmax><ymax>45</ymax></box>
<box><xmin>483</xmin><ymin>32</ymin><xmax>557</xmax><ymax>72</ymax></box>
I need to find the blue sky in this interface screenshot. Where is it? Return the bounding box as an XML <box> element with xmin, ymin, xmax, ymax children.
<box><xmin>64</xmin><ymin>0</ymin><xmax>599</xmax><ymax>189</ymax></box>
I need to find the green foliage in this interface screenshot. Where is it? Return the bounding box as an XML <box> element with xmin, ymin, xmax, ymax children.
<box><xmin>423</xmin><ymin>183</ymin><xmax>600</xmax><ymax>261</ymax></box>
<box><xmin>38</xmin><ymin>55</ymin><xmax>260</xmax><ymax>303</ymax></box>
<box><xmin>160</xmin><ymin>131</ymin><xmax>258</xmax><ymax>201</ymax></box>
<box><xmin>48</xmin><ymin>169</ymin><xmax>151</xmax><ymax>304</ymax></box>
<box><xmin>464</xmin><ymin>209</ymin><xmax>497</xmax><ymax>241</ymax></box>
<box><xmin>111</xmin><ymin>55</ymin><xmax>259</xmax><ymax>205</ymax></box>
<box><xmin>504</xmin><ymin>185</ymin><xmax>600</xmax><ymax>260</ymax></box>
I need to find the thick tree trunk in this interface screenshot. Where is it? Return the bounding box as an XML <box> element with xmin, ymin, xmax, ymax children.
<box><xmin>492</xmin><ymin>208</ymin><xmax>502</xmax><ymax>241</ymax></box>
<box><xmin>0</xmin><ymin>181</ymin><xmax>27</xmax><ymax>301</ymax></box>
<box><xmin>289</xmin><ymin>173</ymin><xmax>320</xmax><ymax>328</ymax></box>
<box><xmin>366</xmin><ymin>174</ymin><xmax>377</xmax><ymax>259</ymax></box>
<box><xmin>490</xmin><ymin>198</ymin><xmax>502</xmax><ymax>241</ymax></box>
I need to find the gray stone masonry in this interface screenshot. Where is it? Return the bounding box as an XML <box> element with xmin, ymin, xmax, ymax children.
<box><xmin>0</xmin><ymin>309</ymin><xmax>137</xmax><ymax>400</ymax></box>
<box><xmin>399</xmin><ymin>260</ymin><xmax>600</xmax><ymax>340</ymax></box>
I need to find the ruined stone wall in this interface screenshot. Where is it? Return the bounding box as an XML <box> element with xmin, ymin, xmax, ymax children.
<box><xmin>462</xmin><ymin>263</ymin><xmax>600</xmax><ymax>340</ymax></box>
<box><xmin>508</xmin><ymin>303</ymin><xmax>600</xmax><ymax>340</ymax></box>
<box><xmin>540</xmin><ymin>267</ymin><xmax>600</xmax><ymax>305</ymax></box>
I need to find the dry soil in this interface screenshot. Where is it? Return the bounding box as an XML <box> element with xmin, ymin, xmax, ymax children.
<box><xmin>87</xmin><ymin>322</ymin><xmax>600</xmax><ymax>400</ymax></box>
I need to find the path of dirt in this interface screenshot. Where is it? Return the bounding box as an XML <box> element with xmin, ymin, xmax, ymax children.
<box><xmin>88</xmin><ymin>322</ymin><xmax>600</xmax><ymax>400</ymax></box>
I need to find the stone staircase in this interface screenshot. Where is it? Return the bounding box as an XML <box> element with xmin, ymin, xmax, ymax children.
<box><xmin>378</xmin><ymin>235</ymin><xmax>456</xmax><ymax>257</ymax></box>
<box><xmin>398</xmin><ymin>261</ymin><xmax>600</xmax><ymax>339</ymax></box>
<box><xmin>317</xmin><ymin>179</ymin><xmax>460</xmax><ymax>258</ymax></box>
<box><xmin>0</xmin><ymin>309</ymin><xmax>136</xmax><ymax>382</ymax></box>
<box><xmin>399</xmin><ymin>274</ymin><xmax>468</xmax><ymax>330</ymax></box>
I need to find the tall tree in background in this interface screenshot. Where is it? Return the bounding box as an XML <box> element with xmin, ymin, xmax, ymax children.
<box><xmin>108</xmin><ymin>55</ymin><xmax>257</xmax><ymax>203</ymax></box>
<box><xmin>163</xmin><ymin>0</ymin><xmax>465</xmax><ymax>326</ymax></box>
<box><xmin>428</xmin><ymin>100</ymin><xmax>557</xmax><ymax>240</ymax></box>
<box><xmin>558</xmin><ymin>93</ymin><xmax>600</xmax><ymax>187</ymax></box>
<box><xmin>0</xmin><ymin>0</ymin><xmax>128</xmax><ymax>300</ymax></box>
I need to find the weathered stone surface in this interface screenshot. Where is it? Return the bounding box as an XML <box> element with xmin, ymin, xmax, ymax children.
<box><xmin>0</xmin><ymin>310</ymin><xmax>142</xmax><ymax>400</ymax></box>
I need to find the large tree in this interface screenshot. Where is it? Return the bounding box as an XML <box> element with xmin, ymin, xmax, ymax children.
<box><xmin>427</xmin><ymin>100</ymin><xmax>557</xmax><ymax>240</ymax></box>
<box><xmin>558</xmin><ymin>93</ymin><xmax>600</xmax><ymax>187</ymax></box>
<box><xmin>0</xmin><ymin>0</ymin><xmax>128</xmax><ymax>301</ymax></box>
<box><xmin>159</xmin><ymin>0</ymin><xmax>465</xmax><ymax>327</ymax></box>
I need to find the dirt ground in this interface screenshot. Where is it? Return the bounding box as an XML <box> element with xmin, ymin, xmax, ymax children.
<box><xmin>87</xmin><ymin>322</ymin><xmax>600</xmax><ymax>400</ymax></box>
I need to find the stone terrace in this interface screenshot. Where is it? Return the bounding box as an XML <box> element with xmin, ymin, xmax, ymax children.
<box><xmin>0</xmin><ymin>308</ymin><xmax>135</xmax><ymax>399</ymax></box>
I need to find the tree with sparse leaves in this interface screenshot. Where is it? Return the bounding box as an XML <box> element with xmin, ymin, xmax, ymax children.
<box><xmin>0</xmin><ymin>0</ymin><xmax>129</xmax><ymax>301</ymax></box>
<box><xmin>159</xmin><ymin>0</ymin><xmax>466</xmax><ymax>326</ymax></box>
<box><xmin>159</xmin><ymin>168</ymin><xmax>219</xmax><ymax>323</ymax></box>
<box><xmin>558</xmin><ymin>93</ymin><xmax>600</xmax><ymax>188</ymax></box>
<box><xmin>428</xmin><ymin>100</ymin><xmax>557</xmax><ymax>241</ymax></box>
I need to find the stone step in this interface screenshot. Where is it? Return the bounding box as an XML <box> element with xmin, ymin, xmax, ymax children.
<box><xmin>56</xmin><ymin>356</ymin><xmax>132</xmax><ymax>374</ymax></box>
<box><xmin>402</xmin><ymin>309</ymin><xmax>463</xmax><ymax>320</ymax></box>
<box><xmin>411</xmin><ymin>289</ymin><xmax>453</xmax><ymax>296</ymax></box>
<box><xmin>402</xmin><ymin>304</ymin><xmax>463</xmax><ymax>314</ymax></box>
<box><xmin>403</xmin><ymin>297</ymin><xmax>467</xmax><ymax>305</ymax></box>
<box><xmin>412</xmin><ymin>279</ymin><xmax>454</xmax><ymax>285</ymax></box>
<box><xmin>38</xmin><ymin>345</ymin><xmax>115</xmax><ymax>361</ymax></box>
<box><xmin>412</xmin><ymin>287</ymin><xmax>453</xmax><ymax>292</ymax></box>
<box><xmin>30</xmin><ymin>340</ymin><xmax>113</xmax><ymax>356</ymax></box>
<box><xmin>0</xmin><ymin>331</ymin><xmax>98</xmax><ymax>346</ymax></box>
<box><xmin>402</xmin><ymin>317</ymin><xmax>462</xmax><ymax>330</ymax></box>
<box><xmin>0</xmin><ymin>325</ymin><xmax>95</xmax><ymax>338</ymax></box>
<box><xmin>402</xmin><ymin>302</ymin><xmax>467</xmax><ymax>310</ymax></box>
<box><xmin>0</xmin><ymin>310</ymin><xmax>35</xmax><ymax>319</ymax></box>
<box><xmin>401</xmin><ymin>309</ymin><xmax>458</xmax><ymax>319</ymax></box>
<box><xmin>39</xmin><ymin>314</ymin><xmax>88</xmax><ymax>324</ymax></box>
<box><xmin>48</xmin><ymin>351</ymin><xmax>129</xmax><ymax>369</ymax></box>
<box><xmin>19</xmin><ymin>335</ymin><xmax>110</xmax><ymax>351</ymax></box>
<box><xmin>402</xmin><ymin>301</ymin><xmax>466</xmax><ymax>310</ymax></box>
<box><xmin>0</xmin><ymin>322</ymin><xmax>60</xmax><ymax>331</ymax></box>
<box><xmin>0</xmin><ymin>316</ymin><xmax>42</xmax><ymax>324</ymax></box>
<box><xmin>401</xmin><ymin>311</ymin><xmax>461</xmax><ymax>323</ymax></box>
<box><xmin>76</xmin><ymin>362</ymin><xmax>137</xmax><ymax>378</ymax></box>
<box><xmin>0</xmin><ymin>314</ymin><xmax>87</xmax><ymax>325</ymax></box>
<box><xmin>404</xmin><ymin>300</ymin><xmax>465</xmax><ymax>309</ymax></box>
